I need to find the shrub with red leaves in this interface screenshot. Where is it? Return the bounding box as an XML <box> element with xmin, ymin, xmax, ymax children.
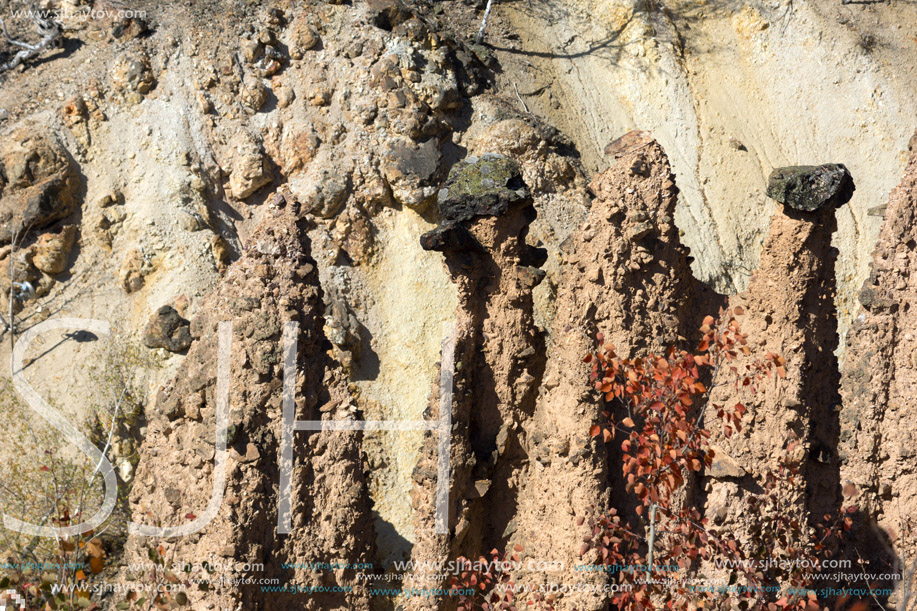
<box><xmin>580</xmin><ymin>309</ymin><xmax>852</xmax><ymax>611</ymax></box>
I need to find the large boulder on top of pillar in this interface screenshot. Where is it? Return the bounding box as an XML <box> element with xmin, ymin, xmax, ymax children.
<box><xmin>766</xmin><ymin>164</ymin><xmax>855</xmax><ymax>211</ymax></box>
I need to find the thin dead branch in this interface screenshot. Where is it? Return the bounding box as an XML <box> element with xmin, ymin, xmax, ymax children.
<box><xmin>0</xmin><ymin>14</ymin><xmax>62</xmax><ymax>72</ymax></box>
<box><xmin>475</xmin><ymin>0</ymin><xmax>495</xmax><ymax>45</ymax></box>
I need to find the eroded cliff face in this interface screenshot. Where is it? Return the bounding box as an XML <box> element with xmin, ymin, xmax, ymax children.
<box><xmin>703</xmin><ymin>184</ymin><xmax>845</xmax><ymax>547</ymax></box>
<box><xmin>3</xmin><ymin>0</ymin><xmax>917</xmax><ymax>610</ymax></box>
<box><xmin>505</xmin><ymin>136</ymin><xmax>703</xmax><ymax>610</ymax></box>
<box><xmin>839</xmin><ymin>137</ymin><xmax>917</xmax><ymax>591</ymax></box>
<box><xmin>120</xmin><ymin>201</ymin><xmax>375</xmax><ymax>610</ymax></box>
<box><xmin>483</xmin><ymin>0</ymin><xmax>917</xmax><ymax>348</ymax></box>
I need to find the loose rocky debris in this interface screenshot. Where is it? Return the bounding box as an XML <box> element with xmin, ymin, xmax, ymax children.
<box><xmin>30</xmin><ymin>224</ymin><xmax>76</xmax><ymax>274</ymax></box>
<box><xmin>109</xmin><ymin>51</ymin><xmax>155</xmax><ymax>105</ymax></box>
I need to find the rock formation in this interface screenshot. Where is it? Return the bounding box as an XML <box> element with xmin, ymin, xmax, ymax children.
<box><xmin>704</xmin><ymin>166</ymin><xmax>850</xmax><ymax>543</ymax></box>
<box><xmin>505</xmin><ymin>135</ymin><xmax>700</xmax><ymax>610</ymax></box>
<box><xmin>406</xmin><ymin>153</ymin><xmax>546</xmax><ymax>608</ymax></box>
<box><xmin>120</xmin><ymin>200</ymin><xmax>374</xmax><ymax>610</ymax></box>
<box><xmin>4</xmin><ymin>1</ymin><xmax>917</xmax><ymax>610</ymax></box>
<box><xmin>839</xmin><ymin>136</ymin><xmax>917</xmax><ymax>605</ymax></box>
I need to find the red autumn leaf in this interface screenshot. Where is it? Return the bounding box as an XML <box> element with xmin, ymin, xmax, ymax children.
<box><xmin>589</xmin><ymin>424</ymin><xmax>601</xmax><ymax>438</ymax></box>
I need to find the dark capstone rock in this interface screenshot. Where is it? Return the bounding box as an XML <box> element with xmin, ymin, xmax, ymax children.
<box><xmin>142</xmin><ymin>306</ymin><xmax>193</xmax><ymax>353</ymax></box>
<box><xmin>437</xmin><ymin>154</ymin><xmax>530</xmax><ymax>223</ymax></box>
<box><xmin>766</xmin><ymin>164</ymin><xmax>855</xmax><ymax>211</ymax></box>
<box><xmin>419</xmin><ymin>223</ymin><xmax>480</xmax><ymax>253</ymax></box>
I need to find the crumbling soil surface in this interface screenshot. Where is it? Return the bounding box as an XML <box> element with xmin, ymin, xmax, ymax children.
<box><xmin>3</xmin><ymin>0</ymin><xmax>917</xmax><ymax>610</ymax></box>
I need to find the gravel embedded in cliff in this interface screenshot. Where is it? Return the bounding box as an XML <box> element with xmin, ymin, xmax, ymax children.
<box><xmin>766</xmin><ymin>164</ymin><xmax>855</xmax><ymax>211</ymax></box>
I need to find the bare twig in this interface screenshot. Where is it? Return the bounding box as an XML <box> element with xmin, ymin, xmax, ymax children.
<box><xmin>93</xmin><ymin>388</ymin><xmax>125</xmax><ymax>479</ymax></box>
<box><xmin>76</xmin><ymin>387</ymin><xmax>126</xmax><ymax>537</ymax></box>
<box><xmin>8</xmin><ymin>227</ymin><xmax>14</xmax><ymax>351</ymax></box>
<box><xmin>647</xmin><ymin>503</ymin><xmax>658</xmax><ymax>569</ymax></box>
<box><xmin>854</xmin><ymin>547</ymin><xmax>890</xmax><ymax>611</ymax></box>
<box><xmin>513</xmin><ymin>82</ymin><xmax>530</xmax><ymax>114</ymax></box>
<box><xmin>0</xmin><ymin>15</ymin><xmax>62</xmax><ymax>72</ymax></box>
<box><xmin>475</xmin><ymin>0</ymin><xmax>495</xmax><ymax>45</ymax></box>
<box><xmin>896</xmin><ymin>506</ymin><xmax>916</xmax><ymax>611</ymax></box>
